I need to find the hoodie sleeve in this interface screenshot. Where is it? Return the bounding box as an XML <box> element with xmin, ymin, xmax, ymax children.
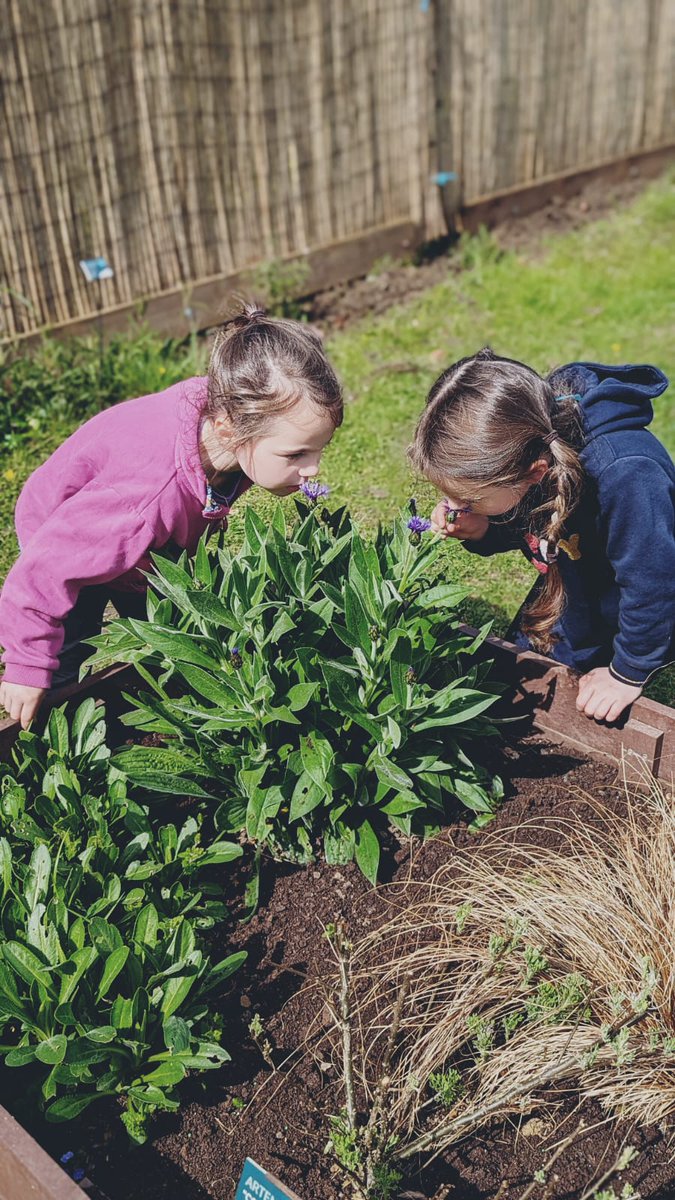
<box><xmin>463</xmin><ymin>522</ymin><xmax>529</xmax><ymax>557</ymax></box>
<box><xmin>596</xmin><ymin>456</ymin><xmax>675</xmax><ymax>685</ymax></box>
<box><xmin>0</xmin><ymin>484</ymin><xmax>153</xmax><ymax>689</ymax></box>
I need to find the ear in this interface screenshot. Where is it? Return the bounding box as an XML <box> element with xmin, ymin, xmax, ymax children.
<box><xmin>211</xmin><ymin>412</ymin><xmax>234</xmax><ymax>443</ymax></box>
<box><xmin>524</xmin><ymin>458</ymin><xmax>549</xmax><ymax>486</ymax></box>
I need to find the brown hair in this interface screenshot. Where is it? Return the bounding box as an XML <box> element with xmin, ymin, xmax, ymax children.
<box><xmin>206</xmin><ymin>302</ymin><xmax>343</xmax><ymax>444</ymax></box>
<box><xmin>409</xmin><ymin>348</ymin><xmax>585</xmax><ymax>651</ymax></box>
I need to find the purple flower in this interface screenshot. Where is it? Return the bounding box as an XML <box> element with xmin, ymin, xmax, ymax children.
<box><xmin>72</xmin><ymin>1168</ymin><xmax>85</xmax><ymax>1183</ymax></box>
<box><xmin>59</xmin><ymin>1152</ymin><xmax>74</xmax><ymax>1165</ymax></box>
<box><xmin>299</xmin><ymin>480</ymin><xmax>330</xmax><ymax>502</ymax></box>
<box><xmin>407</xmin><ymin>516</ymin><xmax>431</xmax><ymax>534</ymax></box>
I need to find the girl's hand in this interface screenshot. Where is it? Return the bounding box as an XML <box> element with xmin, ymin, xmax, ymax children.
<box><xmin>575</xmin><ymin>667</ymin><xmax>642</xmax><ymax>723</ymax></box>
<box><xmin>430</xmin><ymin>498</ymin><xmax>490</xmax><ymax>542</ymax></box>
<box><xmin>0</xmin><ymin>681</ymin><xmax>47</xmax><ymax>729</ymax></box>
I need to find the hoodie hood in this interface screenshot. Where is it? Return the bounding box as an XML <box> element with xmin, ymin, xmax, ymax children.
<box><xmin>550</xmin><ymin>361</ymin><xmax>669</xmax><ymax>442</ymax></box>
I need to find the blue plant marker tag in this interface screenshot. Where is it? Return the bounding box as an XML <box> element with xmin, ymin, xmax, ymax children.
<box><xmin>235</xmin><ymin>1158</ymin><xmax>302</xmax><ymax>1200</ymax></box>
<box><xmin>79</xmin><ymin>256</ymin><xmax>114</xmax><ymax>282</ymax></box>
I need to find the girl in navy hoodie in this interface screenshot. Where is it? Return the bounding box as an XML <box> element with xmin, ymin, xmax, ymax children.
<box><xmin>410</xmin><ymin>349</ymin><xmax>675</xmax><ymax>722</ymax></box>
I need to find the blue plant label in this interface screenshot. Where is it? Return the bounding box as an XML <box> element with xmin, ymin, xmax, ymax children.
<box><xmin>79</xmin><ymin>257</ymin><xmax>114</xmax><ymax>282</ymax></box>
<box><xmin>235</xmin><ymin>1158</ymin><xmax>302</xmax><ymax>1200</ymax></box>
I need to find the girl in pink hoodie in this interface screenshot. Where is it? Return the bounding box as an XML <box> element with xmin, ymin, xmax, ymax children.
<box><xmin>0</xmin><ymin>305</ymin><xmax>343</xmax><ymax>728</ymax></box>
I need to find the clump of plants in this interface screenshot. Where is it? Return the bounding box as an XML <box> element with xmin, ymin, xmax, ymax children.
<box><xmin>0</xmin><ymin>323</ymin><xmax>206</xmax><ymax>449</ymax></box>
<box><xmin>0</xmin><ymin>700</ymin><xmax>245</xmax><ymax>1141</ymax></box>
<box><xmin>317</xmin><ymin>771</ymin><xmax>675</xmax><ymax>1191</ymax></box>
<box><xmin>90</xmin><ymin>495</ymin><xmax>503</xmax><ymax>883</ymax></box>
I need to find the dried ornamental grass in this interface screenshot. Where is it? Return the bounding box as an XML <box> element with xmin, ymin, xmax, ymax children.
<box><xmin>337</xmin><ymin>768</ymin><xmax>675</xmax><ymax>1162</ymax></box>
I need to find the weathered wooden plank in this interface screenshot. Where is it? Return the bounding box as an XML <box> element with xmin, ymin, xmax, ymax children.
<box><xmin>0</xmin><ymin>1105</ymin><xmax>82</xmax><ymax>1200</ymax></box>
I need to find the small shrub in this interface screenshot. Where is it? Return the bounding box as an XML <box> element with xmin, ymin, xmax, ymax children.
<box><xmin>0</xmin><ymin>324</ymin><xmax>206</xmax><ymax>449</ymax></box>
<box><xmin>92</xmin><ymin>498</ymin><xmax>503</xmax><ymax>883</ymax></box>
<box><xmin>0</xmin><ymin>701</ymin><xmax>244</xmax><ymax>1140</ymax></box>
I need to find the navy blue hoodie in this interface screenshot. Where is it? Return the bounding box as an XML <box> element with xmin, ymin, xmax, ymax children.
<box><xmin>466</xmin><ymin>362</ymin><xmax>675</xmax><ymax>685</ymax></box>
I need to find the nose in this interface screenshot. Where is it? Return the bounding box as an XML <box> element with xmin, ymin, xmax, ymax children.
<box><xmin>298</xmin><ymin>460</ymin><xmax>320</xmax><ymax>478</ymax></box>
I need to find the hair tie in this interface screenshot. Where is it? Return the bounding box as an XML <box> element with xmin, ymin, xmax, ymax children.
<box><xmin>542</xmin><ymin>429</ymin><xmax>559</xmax><ymax>446</ymax></box>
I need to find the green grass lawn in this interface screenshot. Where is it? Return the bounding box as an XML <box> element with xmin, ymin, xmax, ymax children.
<box><xmin>2</xmin><ymin>169</ymin><xmax>674</xmax><ymax>701</ymax></box>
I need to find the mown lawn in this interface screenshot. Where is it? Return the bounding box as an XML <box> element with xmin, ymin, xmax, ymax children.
<box><xmin>2</xmin><ymin>169</ymin><xmax>674</xmax><ymax>700</ymax></box>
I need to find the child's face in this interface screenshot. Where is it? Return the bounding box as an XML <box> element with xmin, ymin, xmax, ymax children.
<box><xmin>447</xmin><ymin>461</ymin><xmax>549</xmax><ymax>517</ymax></box>
<box><xmin>235</xmin><ymin>395</ymin><xmax>336</xmax><ymax>495</ymax></box>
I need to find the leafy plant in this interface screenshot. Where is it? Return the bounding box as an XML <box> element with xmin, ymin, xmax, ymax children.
<box><xmin>91</xmin><ymin>498</ymin><xmax>503</xmax><ymax>884</ymax></box>
<box><xmin>429</xmin><ymin>1067</ymin><xmax>463</xmax><ymax>1107</ymax></box>
<box><xmin>251</xmin><ymin>257</ymin><xmax>310</xmax><ymax>319</ymax></box>
<box><xmin>0</xmin><ymin>701</ymin><xmax>245</xmax><ymax>1140</ymax></box>
<box><xmin>0</xmin><ymin>323</ymin><xmax>206</xmax><ymax>449</ymax></box>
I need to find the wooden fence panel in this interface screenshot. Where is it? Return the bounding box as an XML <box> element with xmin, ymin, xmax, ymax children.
<box><xmin>434</xmin><ymin>0</ymin><xmax>675</xmax><ymax>206</ymax></box>
<box><xmin>1</xmin><ymin>0</ymin><xmax>674</xmax><ymax>341</ymax></box>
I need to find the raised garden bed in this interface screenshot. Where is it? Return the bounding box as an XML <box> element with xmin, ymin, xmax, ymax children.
<box><xmin>1</xmin><ymin>630</ymin><xmax>674</xmax><ymax>1200</ymax></box>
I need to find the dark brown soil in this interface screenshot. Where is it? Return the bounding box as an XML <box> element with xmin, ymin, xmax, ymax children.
<box><xmin>18</xmin><ymin>735</ymin><xmax>675</xmax><ymax>1200</ymax></box>
<box><xmin>307</xmin><ymin>170</ymin><xmax>657</xmax><ymax>334</ymax></box>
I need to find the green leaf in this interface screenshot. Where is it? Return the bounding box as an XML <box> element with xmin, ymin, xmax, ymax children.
<box><xmin>84</xmin><ymin>1025</ymin><xmax>118</xmax><ymax>1043</ymax></box>
<box><xmin>3</xmin><ymin>942</ymin><xmax>55</xmax><ymax>996</ymax></box>
<box><xmin>127</xmin><ymin>620</ymin><xmax>222</xmax><ymax>668</ymax></box>
<box><xmin>324</xmin><ymin>824</ymin><xmax>355</xmax><ymax>866</ymax></box>
<box><xmin>373</xmin><ymin>756</ymin><xmax>414</xmax><ymax>793</ymax></box>
<box><xmin>195</xmin><ymin>841</ymin><xmax>243</xmax><ymax>868</ymax></box>
<box><xmin>173</xmin><ymin>663</ymin><xmax>240</xmax><ymax>707</ymax></box>
<box><xmin>46</xmin><ymin>707</ymin><xmax>69</xmax><ymax>756</ymax></box>
<box><xmin>290</xmin><ymin>774</ymin><xmax>325</xmax><ymax>821</ymax></box>
<box><xmin>381</xmin><ymin>793</ymin><xmax>426</xmax><ymax>815</ymax></box>
<box><xmin>389</xmin><ymin>637</ymin><xmax>412</xmax><ymax>706</ymax></box>
<box><xmin>320</xmin><ymin>664</ymin><xmax>381</xmax><ymax>738</ymax></box>
<box><xmin>344</xmin><ymin>579</ymin><xmax>371</xmax><ymax>649</ymax></box>
<box><xmin>300</xmin><ymin>733</ymin><xmax>334</xmax><ymax>789</ymax></box>
<box><xmin>25</xmin><ymin>843</ymin><xmax>51</xmax><ymax>910</ymax></box>
<box><xmin>413</xmin><ymin>582</ymin><xmax>467</xmax><ymax>609</ymax></box>
<box><xmin>163</xmin><ymin>1015</ymin><xmax>191</xmax><ymax>1054</ymax></box>
<box><xmin>35</xmin><ymin>1034</ymin><xmax>67</xmax><ymax>1065</ymax></box>
<box><xmin>133</xmin><ymin>903</ymin><xmax>159</xmax><ymax>949</ymax></box>
<box><xmin>413</xmin><ymin>692</ymin><xmax>497</xmax><ymax>730</ymax></box>
<box><xmin>354</xmin><ymin>820</ymin><xmax>380</xmax><ymax>886</ymax></box>
<box><xmin>96</xmin><ymin>946</ymin><xmax>130</xmax><ymax>1002</ymax></box>
<box><xmin>110</xmin><ymin>995</ymin><xmax>134</xmax><ymax>1031</ymax></box>
<box><xmin>0</xmin><ymin>838</ymin><xmax>12</xmax><ymax>899</ymax></box>
<box><xmin>142</xmin><ymin>1058</ymin><xmax>187</xmax><ymax>1087</ymax></box>
<box><xmin>5</xmin><ymin>1043</ymin><xmax>37</xmax><ymax>1067</ymax></box>
<box><xmin>161</xmin><ymin>970</ymin><xmax>199</xmax><ymax>1018</ymax></box>
<box><xmin>58</xmin><ymin>946</ymin><xmax>98</xmax><ymax>1004</ymax></box>
<box><xmin>287</xmin><ymin>682</ymin><xmax>319</xmax><ymax>711</ymax></box>
<box><xmin>203</xmin><ymin>951</ymin><xmax>247</xmax><ymax>992</ymax></box>
<box><xmin>46</xmin><ymin>1093</ymin><xmax>100</xmax><ymax>1122</ymax></box>
<box><xmin>194</xmin><ymin>537</ymin><xmax>214</xmax><ymax>587</ymax></box>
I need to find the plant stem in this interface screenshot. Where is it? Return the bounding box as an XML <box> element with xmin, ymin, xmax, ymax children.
<box><xmin>333</xmin><ymin>922</ymin><xmax>357</xmax><ymax>1131</ymax></box>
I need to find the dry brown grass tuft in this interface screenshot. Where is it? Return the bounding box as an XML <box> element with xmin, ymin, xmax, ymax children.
<box><xmin>330</xmin><ymin>767</ymin><xmax>675</xmax><ymax>1161</ymax></box>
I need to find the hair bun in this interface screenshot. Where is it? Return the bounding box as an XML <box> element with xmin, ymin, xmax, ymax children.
<box><xmin>231</xmin><ymin>302</ymin><xmax>267</xmax><ymax>329</ymax></box>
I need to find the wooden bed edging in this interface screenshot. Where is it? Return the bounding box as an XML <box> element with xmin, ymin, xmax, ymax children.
<box><xmin>0</xmin><ymin>1105</ymin><xmax>82</xmax><ymax>1200</ymax></box>
<box><xmin>468</xmin><ymin>629</ymin><xmax>675</xmax><ymax>785</ymax></box>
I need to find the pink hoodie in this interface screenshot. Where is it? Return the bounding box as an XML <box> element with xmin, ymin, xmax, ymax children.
<box><xmin>0</xmin><ymin>377</ymin><xmax>250</xmax><ymax>689</ymax></box>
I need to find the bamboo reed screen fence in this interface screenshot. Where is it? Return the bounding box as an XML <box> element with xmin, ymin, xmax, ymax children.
<box><xmin>1</xmin><ymin>0</ymin><xmax>674</xmax><ymax>342</ymax></box>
